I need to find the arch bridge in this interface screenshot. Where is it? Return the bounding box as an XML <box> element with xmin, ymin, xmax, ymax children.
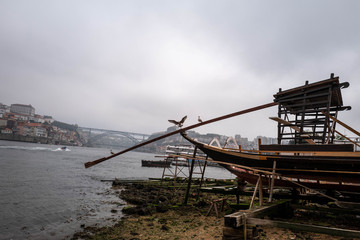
<box><xmin>79</xmin><ymin>127</ymin><xmax>151</xmax><ymax>145</ymax></box>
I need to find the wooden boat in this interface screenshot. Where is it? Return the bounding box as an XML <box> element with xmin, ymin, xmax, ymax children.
<box><xmin>181</xmin><ymin>132</ymin><xmax>360</xmax><ymax>192</ymax></box>
<box><xmin>181</xmin><ymin>74</ymin><xmax>360</xmax><ymax>192</ymax></box>
<box><xmin>141</xmin><ymin>159</ymin><xmax>172</xmax><ymax>167</ymax></box>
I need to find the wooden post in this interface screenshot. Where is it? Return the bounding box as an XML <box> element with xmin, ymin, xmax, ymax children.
<box><xmin>236</xmin><ymin>178</ymin><xmax>242</xmax><ymax>204</ymax></box>
<box><xmin>184</xmin><ymin>146</ymin><xmax>198</xmax><ymax>205</ymax></box>
<box><xmin>250</xmin><ymin>175</ymin><xmax>261</xmax><ymax>209</ymax></box>
<box><xmin>207</xmin><ymin>200</ymin><xmax>220</xmax><ymax>217</ymax></box>
<box><xmin>268</xmin><ymin>160</ymin><xmax>277</xmax><ymax>203</ymax></box>
<box><xmin>161</xmin><ymin>156</ymin><xmax>171</xmax><ymax>185</ymax></box>
<box><xmin>259</xmin><ymin>175</ymin><xmax>263</xmax><ymax>206</ymax></box>
<box><xmin>258</xmin><ymin>138</ymin><xmax>262</xmax><ymax>154</ymax></box>
<box><xmin>243</xmin><ymin>217</ymin><xmax>247</xmax><ymax>240</ymax></box>
<box><xmin>196</xmin><ymin>155</ymin><xmax>208</xmax><ymax>201</ymax></box>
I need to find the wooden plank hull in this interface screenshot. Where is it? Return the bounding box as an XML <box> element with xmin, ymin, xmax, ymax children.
<box><xmin>180</xmin><ymin>132</ymin><xmax>360</xmax><ymax>190</ymax></box>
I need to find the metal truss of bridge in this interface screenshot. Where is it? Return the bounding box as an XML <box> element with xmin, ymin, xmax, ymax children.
<box><xmin>78</xmin><ymin>127</ymin><xmax>151</xmax><ymax>146</ymax></box>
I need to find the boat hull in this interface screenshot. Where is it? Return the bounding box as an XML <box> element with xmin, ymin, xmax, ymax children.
<box><xmin>222</xmin><ymin>165</ymin><xmax>360</xmax><ymax>192</ymax></box>
<box><xmin>181</xmin><ymin>132</ymin><xmax>360</xmax><ymax>190</ymax></box>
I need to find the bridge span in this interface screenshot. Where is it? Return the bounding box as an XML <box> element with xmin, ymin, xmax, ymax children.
<box><xmin>78</xmin><ymin>127</ymin><xmax>151</xmax><ymax>145</ymax></box>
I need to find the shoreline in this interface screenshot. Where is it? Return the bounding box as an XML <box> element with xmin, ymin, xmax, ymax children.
<box><xmin>0</xmin><ymin>134</ymin><xmax>80</xmax><ymax>146</ymax></box>
<box><xmin>70</xmin><ymin>179</ymin><xmax>358</xmax><ymax>240</ymax></box>
<box><xmin>0</xmin><ymin>133</ymin><xmax>52</xmax><ymax>144</ymax></box>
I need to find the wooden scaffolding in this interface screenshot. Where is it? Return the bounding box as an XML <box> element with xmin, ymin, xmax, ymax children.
<box><xmin>273</xmin><ymin>73</ymin><xmax>351</xmax><ymax>145</ymax></box>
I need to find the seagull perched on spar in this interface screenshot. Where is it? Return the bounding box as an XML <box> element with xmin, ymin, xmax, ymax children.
<box><xmin>168</xmin><ymin>115</ymin><xmax>187</xmax><ymax>128</ymax></box>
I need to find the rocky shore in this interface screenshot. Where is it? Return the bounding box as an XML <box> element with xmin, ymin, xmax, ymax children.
<box><xmin>70</xmin><ymin>179</ymin><xmax>359</xmax><ymax>240</ymax></box>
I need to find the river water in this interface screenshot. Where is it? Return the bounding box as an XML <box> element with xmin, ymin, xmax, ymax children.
<box><xmin>0</xmin><ymin>140</ymin><xmax>234</xmax><ymax>240</ymax></box>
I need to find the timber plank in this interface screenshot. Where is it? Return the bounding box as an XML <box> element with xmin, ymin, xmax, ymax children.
<box><xmin>269</xmin><ymin>117</ymin><xmax>316</xmax><ymax>144</ymax></box>
<box><xmin>224</xmin><ymin>200</ymin><xmax>291</xmax><ymax>228</ymax></box>
<box><xmin>248</xmin><ymin>218</ymin><xmax>360</xmax><ymax>238</ymax></box>
<box><xmin>259</xmin><ymin>143</ymin><xmax>354</xmax><ymax>152</ymax></box>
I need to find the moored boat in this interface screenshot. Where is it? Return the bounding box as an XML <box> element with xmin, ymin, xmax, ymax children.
<box><xmin>141</xmin><ymin>159</ymin><xmax>172</xmax><ymax>168</ymax></box>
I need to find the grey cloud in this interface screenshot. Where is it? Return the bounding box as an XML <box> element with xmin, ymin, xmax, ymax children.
<box><xmin>1</xmin><ymin>0</ymin><xmax>359</xmax><ymax>138</ymax></box>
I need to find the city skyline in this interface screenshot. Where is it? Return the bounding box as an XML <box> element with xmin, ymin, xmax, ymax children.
<box><xmin>0</xmin><ymin>101</ymin><xmax>277</xmax><ymax>142</ymax></box>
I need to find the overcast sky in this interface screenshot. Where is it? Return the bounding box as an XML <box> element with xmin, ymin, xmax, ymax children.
<box><xmin>1</xmin><ymin>0</ymin><xmax>360</xmax><ymax>139</ymax></box>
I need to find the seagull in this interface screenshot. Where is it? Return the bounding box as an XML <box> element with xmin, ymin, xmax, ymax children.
<box><xmin>198</xmin><ymin>116</ymin><xmax>203</xmax><ymax>123</ymax></box>
<box><xmin>168</xmin><ymin>115</ymin><xmax>187</xmax><ymax>127</ymax></box>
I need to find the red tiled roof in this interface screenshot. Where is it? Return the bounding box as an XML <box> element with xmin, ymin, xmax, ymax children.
<box><xmin>26</xmin><ymin>123</ymin><xmax>44</xmax><ymax>127</ymax></box>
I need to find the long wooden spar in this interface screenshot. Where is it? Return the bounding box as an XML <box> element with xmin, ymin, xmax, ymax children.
<box><xmin>84</xmin><ymin>102</ymin><xmax>278</xmax><ymax>168</ymax></box>
<box><xmin>322</xmin><ymin>110</ymin><xmax>360</xmax><ymax>137</ymax></box>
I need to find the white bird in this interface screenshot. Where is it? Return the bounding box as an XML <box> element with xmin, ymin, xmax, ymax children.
<box><xmin>168</xmin><ymin>115</ymin><xmax>187</xmax><ymax>127</ymax></box>
<box><xmin>198</xmin><ymin>116</ymin><xmax>203</xmax><ymax>123</ymax></box>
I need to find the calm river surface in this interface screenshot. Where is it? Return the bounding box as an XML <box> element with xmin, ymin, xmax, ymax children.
<box><xmin>0</xmin><ymin>140</ymin><xmax>234</xmax><ymax>240</ymax></box>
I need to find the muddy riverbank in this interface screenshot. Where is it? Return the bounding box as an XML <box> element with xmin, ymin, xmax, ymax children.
<box><xmin>70</xmin><ymin>179</ymin><xmax>359</xmax><ymax>240</ymax></box>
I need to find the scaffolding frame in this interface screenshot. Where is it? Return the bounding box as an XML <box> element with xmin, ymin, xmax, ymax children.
<box><xmin>273</xmin><ymin>74</ymin><xmax>350</xmax><ymax>145</ymax></box>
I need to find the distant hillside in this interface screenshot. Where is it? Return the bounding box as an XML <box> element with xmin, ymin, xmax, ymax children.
<box><xmin>52</xmin><ymin>121</ymin><xmax>78</xmax><ymax>131</ymax></box>
<box><xmin>138</xmin><ymin>127</ymin><xmax>227</xmax><ymax>153</ymax></box>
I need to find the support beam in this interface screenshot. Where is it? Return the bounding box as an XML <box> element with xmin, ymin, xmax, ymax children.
<box><xmin>247</xmin><ymin>218</ymin><xmax>360</xmax><ymax>239</ymax></box>
<box><xmin>250</xmin><ymin>175</ymin><xmax>261</xmax><ymax>209</ymax></box>
<box><xmin>224</xmin><ymin>200</ymin><xmax>360</xmax><ymax>239</ymax></box>
<box><xmin>334</xmin><ymin>129</ymin><xmax>360</xmax><ymax>147</ymax></box>
<box><xmin>269</xmin><ymin>117</ymin><xmax>316</xmax><ymax>144</ymax></box>
<box><xmin>184</xmin><ymin>146</ymin><xmax>197</xmax><ymax>205</ymax></box>
<box><xmin>268</xmin><ymin>160</ymin><xmax>277</xmax><ymax>203</ymax></box>
<box><xmin>323</xmin><ymin>111</ymin><xmax>360</xmax><ymax>137</ymax></box>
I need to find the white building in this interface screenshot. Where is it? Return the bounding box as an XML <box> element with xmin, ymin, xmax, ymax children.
<box><xmin>0</xmin><ymin>119</ymin><xmax>7</xmax><ymax>127</ymax></box>
<box><xmin>1</xmin><ymin>128</ymin><xmax>12</xmax><ymax>134</ymax></box>
<box><xmin>34</xmin><ymin>114</ymin><xmax>45</xmax><ymax>123</ymax></box>
<box><xmin>10</xmin><ymin>104</ymin><xmax>35</xmax><ymax>117</ymax></box>
<box><xmin>33</xmin><ymin>126</ymin><xmax>48</xmax><ymax>137</ymax></box>
<box><xmin>43</xmin><ymin>115</ymin><xmax>54</xmax><ymax>124</ymax></box>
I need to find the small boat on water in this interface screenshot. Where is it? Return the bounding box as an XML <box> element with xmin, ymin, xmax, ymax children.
<box><xmin>141</xmin><ymin>159</ymin><xmax>172</xmax><ymax>167</ymax></box>
<box><xmin>181</xmin><ymin>74</ymin><xmax>360</xmax><ymax>192</ymax></box>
